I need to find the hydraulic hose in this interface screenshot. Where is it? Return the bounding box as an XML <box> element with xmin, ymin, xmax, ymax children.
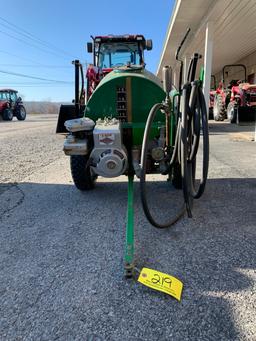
<box><xmin>180</xmin><ymin>83</ymin><xmax>193</xmax><ymax>217</ymax></box>
<box><xmin>140</xmin><ymin>82</ymin><xmax>209</xmax><ymax>228</ymax></box>
<box><xmin>180</xmin><ymin>81</ymin><xmax>209</xmax><ymax>214</ymax></box>
<box><xmin>189</xmin><ymin>86</ymin><xmax>209</xmax><ymax>199</ymax></box>
<box><xmin>188</xmin><ymin>82</ymin><xmax>201</xmax><ymax>162</ymax></box>
<box><xmin>140</xmin><ymin>103</ymin><xmax>185</xmax><ymax>228</ymax></box>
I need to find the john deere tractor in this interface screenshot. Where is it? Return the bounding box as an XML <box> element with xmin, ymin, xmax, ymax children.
<box><xmin>56</xmin><ymin>33</ymin><xmax>209</xmax><ymax>276</ymax></box>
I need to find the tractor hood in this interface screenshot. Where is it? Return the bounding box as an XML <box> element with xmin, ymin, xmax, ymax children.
<box><xmin>86</xmin><ymin>67</ymin><xmax>165</xmax><ymax>145</ymax></box>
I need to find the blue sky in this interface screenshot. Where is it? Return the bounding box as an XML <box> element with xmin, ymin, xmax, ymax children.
<box><xmin>0</xmin><ymin>0</ymin><xmax>174</xmax><ymax>102</ymax></box>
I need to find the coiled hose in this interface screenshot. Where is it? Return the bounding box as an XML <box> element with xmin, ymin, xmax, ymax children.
<box><xmin>140</xmin><ymin>103</ymin><xmax>185</xmax><ymax>228</ymax></box>
<box><xmin>140</xmin><ymin>81</ymin><xmax>209</xmax><ymax>228</ymax></box>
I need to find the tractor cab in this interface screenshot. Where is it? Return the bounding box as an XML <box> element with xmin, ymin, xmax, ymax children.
<box><xmin>0</xmin><ymin>89</ymin><xmax>17</xmax><ymax>102</ymax></box>
<box><xmin>86</xmin><ymin>35</ymin><xmax>152</xmax><ymax>98</ymax></box>
<box><xmin>88</xmin><ymin>35</ymin><xmax>152</xmax><ymax>69</ymax></box>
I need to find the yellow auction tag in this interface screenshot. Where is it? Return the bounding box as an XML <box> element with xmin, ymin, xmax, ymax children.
<box><xmin>138</xmin><ymin>267</ymin><xmax>183</xmax><ymax>301</ymax></box>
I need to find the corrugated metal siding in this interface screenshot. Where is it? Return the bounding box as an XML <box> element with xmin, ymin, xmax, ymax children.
<box><xmin>158</xmin><ymin>0</ymin><xmax>256</xmax><ymax>79</ymax></box>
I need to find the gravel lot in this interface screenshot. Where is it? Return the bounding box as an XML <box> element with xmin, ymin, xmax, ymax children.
<box><xmin>0</xmin><ymin>114</ymin><xmax>255</xmax><ymax>341</ymax></box>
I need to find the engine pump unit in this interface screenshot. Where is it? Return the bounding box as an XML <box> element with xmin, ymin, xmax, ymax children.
<box><xmin>90</xmin><ymin>118</ymin><xmax>128</xmax><ymax>177</ymax></box>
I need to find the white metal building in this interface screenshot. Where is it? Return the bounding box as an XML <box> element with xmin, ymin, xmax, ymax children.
<box><xmin>157</xmin><ymin>0</ymin><xmax>256</xmax><ymax>104</ymax></box>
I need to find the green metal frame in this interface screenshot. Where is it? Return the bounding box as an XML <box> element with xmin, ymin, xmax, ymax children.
<box><xmin>124</xmin><ymin>96</ymin><xmax>176</xmax><ymax>278</ymax></box>
<box><xmin>124</xmin><ymin>175</ymin><xmax>135</xmax><ymax>277</ymax></box>
<box><xmin>84</xmin><ymin>67</ymin><xmax>179</xmax><ymax>277</ymax></box>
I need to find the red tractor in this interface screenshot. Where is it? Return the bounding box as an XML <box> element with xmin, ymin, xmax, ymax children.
<box><xmin>213</xmin><ymin>64</ymin><xmax>256</xmax><ymax>123</ymax></box>
<box><xmin>85</xmin><ymin>34</ymin><xmax>152</xmax><ymax>99</ymax></box>
<box><xmin>227</xmin><ymin>81</ymin><xmax>256</xmax><ymax>124</ymax></box>
<box><xmin>0</xmin><ymin>89</ymin><xmax>26</xmax><ymax>121</ymax></box>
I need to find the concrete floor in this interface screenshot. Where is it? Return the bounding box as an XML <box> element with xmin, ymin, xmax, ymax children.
<box><xmin>0</xmin><ymin>115</ymin><xmax>255</xmax><ymax>341</ymax></box>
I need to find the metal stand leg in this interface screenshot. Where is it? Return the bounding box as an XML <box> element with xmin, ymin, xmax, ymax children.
<box><xmin>124</xmin><ymin>175</ymin><xmax>134</xmax><ymax>278</ymax></box>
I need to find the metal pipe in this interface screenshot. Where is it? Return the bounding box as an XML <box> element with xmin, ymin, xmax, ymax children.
<box><xmin>79</xmin><ymin>63</ymin><xmax>84</xmax><ymax>104</ymax></box>
<box><xmin>73</xmin><ymin>59</ymin><xmax>80</xmax><ymax>117</ymax></box>
<box><xmin>124</xmin><ymin>175</ymin><xmax>134</xmax><ymax>277</ymax></box>
<box><xmin>175</xmin><ymin>28</ymin><xmax>191</xmax><ymax>117</ymax></box>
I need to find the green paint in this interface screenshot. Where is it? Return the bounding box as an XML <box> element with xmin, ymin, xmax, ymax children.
<box><xmin>199</xmin><ymin>67</ymin><xmax>204</xmax><ymax>83</ymax></box>
<box><xmin>85</xmin><ymin>68</ymin><xmax>165</xmax><ymax>145</ymax></box>
<box><xmin>125</xmin><ymin>175</ymin><xmax>134</xmax><ymax>265</ymax></box>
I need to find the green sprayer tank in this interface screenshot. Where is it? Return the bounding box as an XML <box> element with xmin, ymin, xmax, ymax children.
<box><xmin>86</xmin><ymin>68</ymin><xmax>165</xmax><ymax>146</ymax></box>
<box><xmin>56</xmin><ymin>34</ymin><xmax>178</xmax><ymax>189</ymax></box>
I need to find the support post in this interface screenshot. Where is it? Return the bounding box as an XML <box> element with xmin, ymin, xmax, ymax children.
<box><xmin>254</xmin><ymin>111</ymin><xmax>256</xmax><ymax>142</ymax></box>
<box><xmin>203</xmin><ymin>21</ymin><xmax>214</xmax><ymax>118</ymax></box>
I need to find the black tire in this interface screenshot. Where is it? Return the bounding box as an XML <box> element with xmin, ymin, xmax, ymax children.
<box><xmin>213</xmin><ymin>94</ymin><xmax>225</xmax><ymax>121</ymax></box>
<box><xmin>171</xmin><ymin>162</ymin><xmax>182</xmax><ymax>189</ymax></box>
<box><xmin>3</xmin><ymin>108</ymin><xmax>13</xmax><ymax>121</ymax></box>
<box><xmin>208</xmin><ymin>107</ymin><xmax>214</xmax><ymax>120</ymax></box>
<box><xmin>227</xmin><ymin>102</ymin><xmax>237</xmax><ymax>123</ymax></box>
<box><xmin>70</xmin><ymin>155</ymin><xmax>96</xmax><ymax>190</ymax></box>
<box><xmin>16</xmin><ymin>105</ymin><xmax>26</xmax><ymax>121</ymax></box>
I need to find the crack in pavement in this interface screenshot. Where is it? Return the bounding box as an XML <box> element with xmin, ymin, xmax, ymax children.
<box><xmin>0</xmin><ymin>183</ymin><xmax>25</xmax><ymax>221</ymax></box>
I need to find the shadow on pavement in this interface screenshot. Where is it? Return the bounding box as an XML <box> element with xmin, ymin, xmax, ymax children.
<box><xmin>208</xmin><ymin>120</ymin><xmax>255</xmax><ymax>134</ymax></box>
<box><xmin>0</xmin><ymin>177</ymin><xmax>255</xmax><ymax>340</ymax></box>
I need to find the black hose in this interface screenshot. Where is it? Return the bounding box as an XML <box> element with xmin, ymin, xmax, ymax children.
<box><xmin>180</xmin><ymin>84</ymin><xmax>193</xmax><ymax>217</ymax></box>
<box><xmin>79</xmin><ymin>63</ymin><xmax>84</xmax><ymax>103</ymax></box>
<box><xmin>140</xmin><ymin>103</ymin><xmax>185</xmax><ymax>228</ymax></box>
<box><xmin>189</xmin><ymin>86</ymin><xmax>209</xmax><ymax>199</ymax></box>
<box><xmin>140</xmin><ymin>81</ymin><xmax>209</xmax><ymax>228</ymax></box>
<box><xmin>188</xmin><ymin>82</ymin><xmax>201</xmax><ymax>162</ymax></box>
<box><xmin>180</xmin><ymin>81</ymin><xmax>209</xmax><ymax>210</ymax></box>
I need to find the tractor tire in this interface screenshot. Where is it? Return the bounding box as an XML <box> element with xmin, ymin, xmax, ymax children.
<box><xmin>171</xmin><ymin>162</ymin><xmax>182</xmax><ymax>189</ymax></box>
<box><xmin>70</xmin><ymin>155</ymin><xmax>97</xmax><ymax>190</ymax></box>
<box><xmin>208</xmin><ymin>107</ymin><xmax>214</xmax><ymax>120</ymax></box>
<box><xmin>3</xmin><ymin>108</ymin><xmax>13</xmax><ymax>121</ymax></box>
<box><xmin>16</xmin><ymin>105</ymin><xmax>26</xmax><ymax>121</ymax></box>
<box><xmin>209</xmin><ymin>107</ymin><xmax>213</xmax><ymax>120</ymax></box>
<box><xmin>227</xmin><ymin>102</ymin><xmax>237</xmax><ymax>123</ymax></box>
<box><xmin>213</xmin><ymin>95</ymin><xmax>225</xmax><ymax>121</ymax></box>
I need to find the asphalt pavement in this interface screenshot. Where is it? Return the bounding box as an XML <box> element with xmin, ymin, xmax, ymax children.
<box><xmin>0</xmin><ymin>115</ymin><xmax>255</xmax><ymax>341</ymax></box>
